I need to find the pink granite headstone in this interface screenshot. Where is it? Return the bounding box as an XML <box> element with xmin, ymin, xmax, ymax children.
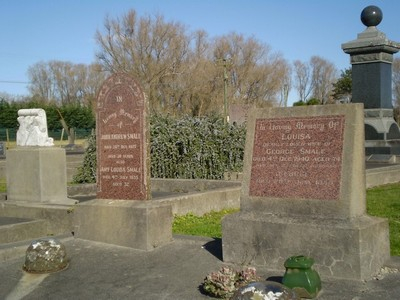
<box><xmin>239</xmin><ymin>104</ymin><xmax>368</xmax><ymax>219</ymax></box>
<box><xmin>96</xmin><ymin>73</ymin><xmax>150</xmax><ymax>200</ymax></box>
<box><xmin>249</xmin><ymin>115</ymin><xmax>345</xmax><ymax>200</ymax></box>
<box><xmin>223</xmin><ymin>104</ymin><xmax>390</xmax><ymax>281</ymax></box>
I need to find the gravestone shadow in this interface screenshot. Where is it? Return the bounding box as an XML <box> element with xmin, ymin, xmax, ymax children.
<box><xmin>202</xmin><ymin>238</ymin><xmax>223</xmax><ymax>261</ymax></box>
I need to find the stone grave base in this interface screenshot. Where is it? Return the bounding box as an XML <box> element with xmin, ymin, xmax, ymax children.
<box><xmin>73</xmin><ymin>199</ymin><xmax>172</xmax><ymax>251</ymax></box>
<box><xmin>222</xmin><ymin>212</ymin><xmax>390</xmax><ymax>280</ymax></box>
<box><xmin>0</xmin><ymin>201</ymin><xmax>76</xmax><ymax>244</ymax></box>
<box><xmin>6</xmin><ymin>147</ymin><xmax>75</xmax><ymax>204</ymax></box>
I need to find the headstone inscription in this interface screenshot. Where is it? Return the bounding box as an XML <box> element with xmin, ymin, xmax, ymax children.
<box><xmin>249</xmin><ymin>115</ymin><xmax>344</xmax><ymax>201</ymax></box>
<box><xmin>96</xmin><ymin>73</ymin><xmax>151</xmax><ymax>200</ymax></box>
<box><xmin>239</xmin><ymin>104</ymin><xmax>366</xmax><ymax>219</ymax></box>
<box><xmin>223</xmin><ymin>104</ymin><xmax>390</xmax><ymax>280</ymax></box>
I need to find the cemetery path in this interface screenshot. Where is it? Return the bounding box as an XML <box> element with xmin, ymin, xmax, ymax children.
<box><xmin>0</xmin><ymin>236</ymin><xmax>399</xmax><ymax>299</ymax></box>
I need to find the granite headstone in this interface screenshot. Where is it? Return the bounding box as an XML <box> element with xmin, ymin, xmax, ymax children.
<box><xmin>96</xmin><ymin>73</ymin><xmax>151</xmax><ymax>200</ymax></box>
<box><xmin>222</xmin><ymin>104</ymin><xmax>390</xmax><ymax>280</ymax></box>
<box><xmin>75</xmin><ymin>74</ymin><xmax>172</xmax><ymax>249</ymax></box>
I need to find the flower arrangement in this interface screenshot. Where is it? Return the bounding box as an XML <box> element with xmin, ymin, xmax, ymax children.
<box><xmin>202</xmin><ymin>266</ymin><xmax>261</xmax><ymax>299</ymax></box>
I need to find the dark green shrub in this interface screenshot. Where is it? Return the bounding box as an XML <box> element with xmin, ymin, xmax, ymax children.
<box><xmin>0</xmin><ymin>99</ymin><xmax>95</xmax><ymax>132</ymax></box>
<box><xmin>72</xmin><ymin>115</ymin><xmax>246</xmax><ymax>183</ymax></box>
<box><xmin>293</xmin><ymin>100</ymin><xmax>306</xmax><ymax>106</ymax></box>
<box><xmin>306</xmin><ymin>98</ymin><xmax>321</xmax><ymax>105</ymax></box>
<box><xmin>150</xmin><ymin>115</ymin><xmax>246</xmax><ymax>179</ymax></box>
<box><xmin>73</xmin><ymin>133</ymin><xmax>97</xmax><ymax>183</ymax></box>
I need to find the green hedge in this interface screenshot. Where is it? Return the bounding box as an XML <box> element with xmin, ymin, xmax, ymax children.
<box><xmin>150</xmin><ymin>115</ymin><xmax>245</xmax><ymax>179</ymax></box>
<box><xmin>0</xmin><ymin>99</ymin><xmax>95</xmax><ymax>131</ymax></box>
<box><xmin>73</xmin><ymin>115</ymin><xmax>246</xmax><ymax>183</ymax></box>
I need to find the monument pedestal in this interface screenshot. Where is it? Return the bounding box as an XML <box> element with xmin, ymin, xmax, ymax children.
<box><xmin>6</xmin><ymin>147</ymin><xmax>75</xmax><ymax>204</ymax></box>
<box><xmin>223</xmin><ymin>212</ymin><xmax>389</xmax><ymax>280</ymax></box>
<box><xmin>73</xmin><ymin>199</ymin><xmax>173</xmax><ymax>250</ymax></box>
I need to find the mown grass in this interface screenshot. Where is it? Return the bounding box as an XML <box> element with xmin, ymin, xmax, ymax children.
<box><xmin>173</xmin><ymin>182</ymin><xmax>400</xmax><ymax>255</ymax></box>
<box><xmin>367</xmin><ymin>182</ymin><xmax>400</xmax><ymax>256</ymax></box>
<box><xmin>172</xmin><ymin>209</ymin><xmax>239</xmax><ymax>238</ymax></box>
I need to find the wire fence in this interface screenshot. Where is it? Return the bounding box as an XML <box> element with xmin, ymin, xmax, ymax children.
<box><xmin>0</xmin><ymin>128</ymin><xmax>94</xmax><ymax>142</ymax></box>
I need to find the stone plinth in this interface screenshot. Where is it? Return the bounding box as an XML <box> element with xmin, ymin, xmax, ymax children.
<box><xmin>73</xmin><ymin>199</ymin><xmax>172</xmax><ymax>250</ymax></box>
<box><xmin>222</xmin><ymin>104</ymin><xmax>390</xmax><ymax>280</ymax></box>
<box><xmin>6</xmin><ymin>147</ymin><xmax>74</xmax><ymax>204</ymax></box>
<box><xmin>223</xmin><ymin>213</ymin><xmax>389</xmax><ymax>280</ymax></box>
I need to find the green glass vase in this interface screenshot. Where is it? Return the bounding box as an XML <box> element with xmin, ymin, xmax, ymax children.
<box><xmin>282</xmin><ymin>255</ymin><xmax>321</xmax><ymax>298</ymax></box>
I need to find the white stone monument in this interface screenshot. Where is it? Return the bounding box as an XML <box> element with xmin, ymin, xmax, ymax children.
<box><xmin>16</xmin><ymin>109</ymin><xmax>54</xmax><ymax>147</ymax></box>
<box><xmin>7</xmin><ymin>108</ymin><xmax>76</xmax><ymax>205</ymax></box>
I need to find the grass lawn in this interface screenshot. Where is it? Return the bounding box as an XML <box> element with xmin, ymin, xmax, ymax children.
<box><xmin>173</xmin><ymin>182</ymin><xmax>400</xmax><ymax>255</ymax></box>
<box><xmin>366</xmin><ymin>183</ymin><xmax>400</xmax><ymax>256</ymax></box>
<box><xmin>172</xmin><ymin>209</ymin><xmax>239</xmax><ymax>238</ymax></box>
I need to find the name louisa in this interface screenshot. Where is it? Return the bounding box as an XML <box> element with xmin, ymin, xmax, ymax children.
<box><xmin>281</xmin><ymin>133</ymin><xmax>311</xmax><ymax>140</ymax></box>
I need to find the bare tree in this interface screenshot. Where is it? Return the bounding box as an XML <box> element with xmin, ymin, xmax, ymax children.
<box><xmin>28</xmin><ymin>61</ymin><xmax>56</xmax><ymax>101</ymax></box>
<box><xmin>212</xmin><ymin>33</ymin><xmax>289</xmax><ymax>107</ymax></box>
<box><xmin>27</xmin><ymin>61</ymin><xmax>106</xmax><ymax>105</ymax></box>
<box><xmin>293</xmin><ymin>60</ymin><xmax>312</xmax><ymax>102</ymax></box>
<box><xmin>181</xmin><ymin>30</ymin><xmax>219</xmax><ymax>116</ymax></box>
<box><xmin>310</xmin><ymin>56</ymin><xmax>337</xmax><ymax>104</ymax></box>
<box><xmin>95</xmin><ymin>10</ymin><xmax>190</xmax><ymax>114</ymax></box>
<box><xmin>293</xmin><ymin>57</ymin><xmax>337</xmax><ymax>104</ymax></box>
<box><xmin>95</xmin><ymin>10</ymin><xmax>290</xmax><ymax>116</ymax></box>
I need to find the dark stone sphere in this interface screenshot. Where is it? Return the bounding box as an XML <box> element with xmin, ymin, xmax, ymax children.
<box><xmin>361</xmin><ymin>5</ymin><xmax>383</xmax><ymax>27</ymax></box>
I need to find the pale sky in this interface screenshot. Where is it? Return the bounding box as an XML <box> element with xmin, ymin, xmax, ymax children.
<box><xmin>1</xmin><ymin>0</ymin><xmax>399</xmax><ymax>105</ymax></box>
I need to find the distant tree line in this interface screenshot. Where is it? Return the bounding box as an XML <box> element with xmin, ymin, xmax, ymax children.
<box><xmin>26</xmin><ymin>61</ymin><xmax>107</xmax><ymax>108</ymax></box>
<box><xmin>2</xmin><ymin>9</ymin><xmax>342</xmax><ymax>116</ymax></box>
<box><xmin>2</xmin><ymin>9</ymin><xmax>400</xmax><ymax>120</ymax></box>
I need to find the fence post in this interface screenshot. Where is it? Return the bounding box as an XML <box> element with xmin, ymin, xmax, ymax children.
<box><xmin>6</xmin><ymin>128</ymin><xmax>9</xmax><ymax>148</ymax></box>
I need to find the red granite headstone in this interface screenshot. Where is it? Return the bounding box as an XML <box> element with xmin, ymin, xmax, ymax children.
<box><xmin>96</xmin><ymin>73</ymin><xmax>150</xmax><ymax>200</ymax></box>
<box><xmin>249</xmin><ymin>115</ymin><xmax>345</xmax><ymax>200</ymax></box>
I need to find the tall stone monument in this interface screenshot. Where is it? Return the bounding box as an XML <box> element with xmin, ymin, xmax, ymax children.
<box><xmin>74</xmin><ymin>73</ymin><xmax>172</xmax><ymax>250</ymax></box>
<box><xmin>342</xmin><ymin>5</ymin><xmax>400</xmax><ymax>155</ymax></box>
<box><xmin>7</xmin><ymin>108</ymin><xmax>74</xmax><ymax>204</ymax></box>
<box><xmin>222</xmin><ymin>104</ymin><xmax>390</xmax><ymax>280</ymax></box>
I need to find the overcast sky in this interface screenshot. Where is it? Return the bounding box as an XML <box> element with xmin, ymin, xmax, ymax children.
<box><xmin>1</xmin><ymin>0</ymin><xmax>399</xmax><ymax>105</ymax></box>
